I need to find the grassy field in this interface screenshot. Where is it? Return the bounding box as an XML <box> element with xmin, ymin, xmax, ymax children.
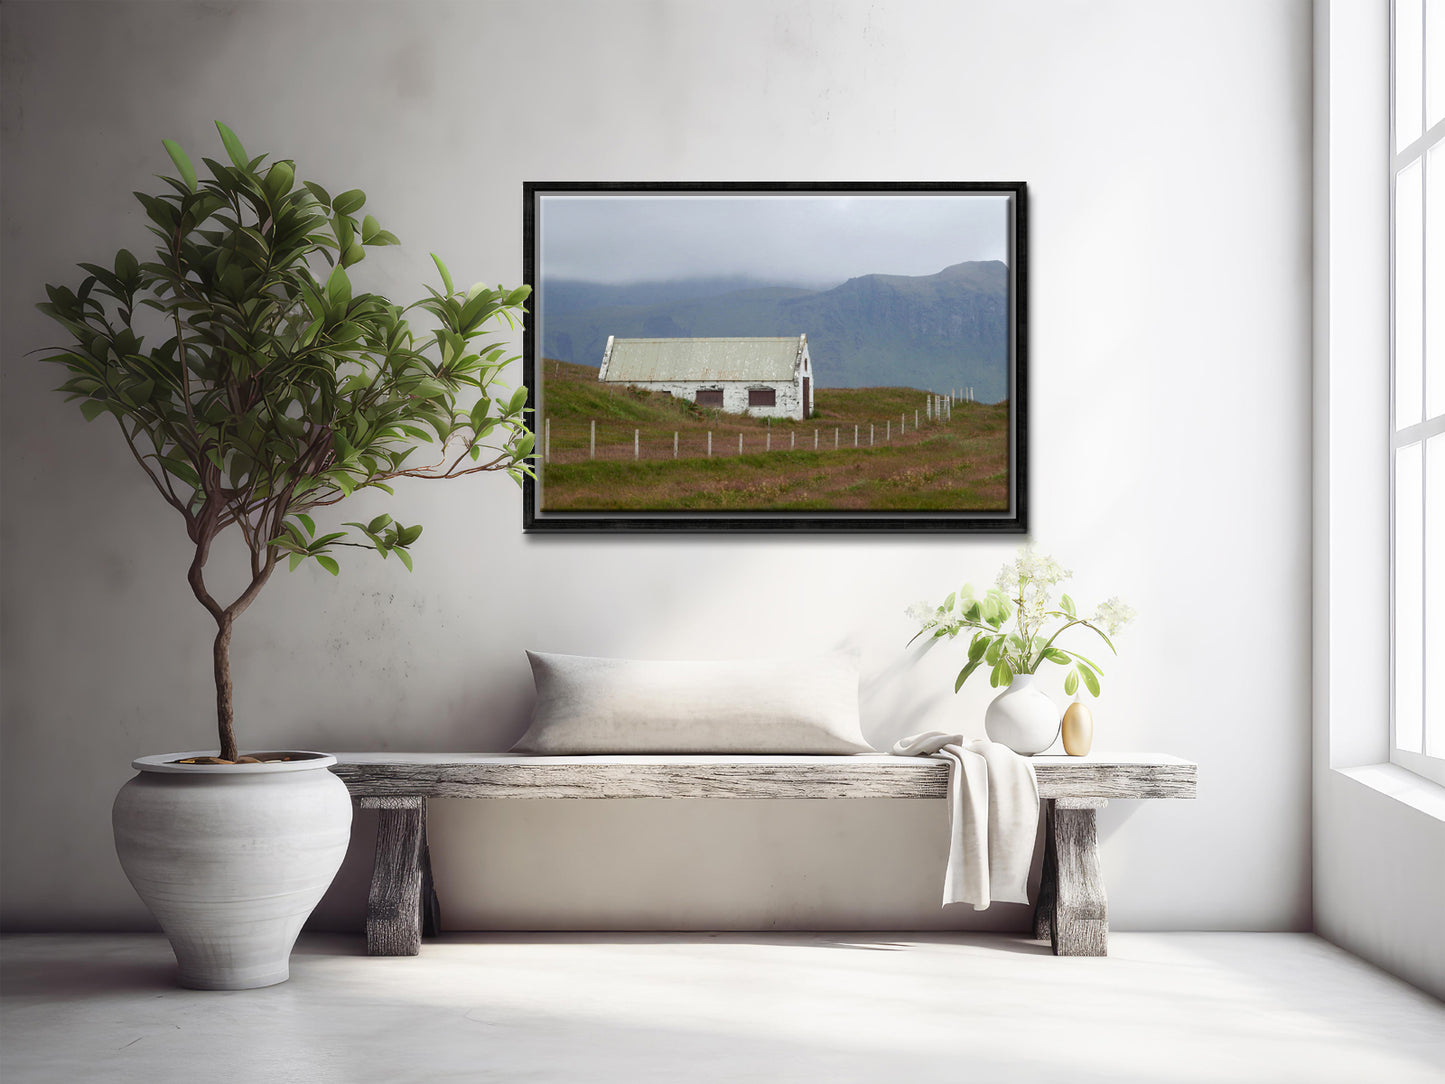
<box><xmin>537</xmin><ymin>359</ymin><xmax>1009</xmax><ymax>513</ymax></box>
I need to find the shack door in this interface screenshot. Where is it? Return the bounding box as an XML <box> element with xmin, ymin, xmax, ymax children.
<box><xmin>802</xmin><ymin>378</ymin><xmax>811</xmax><ymax>417</ymax></box>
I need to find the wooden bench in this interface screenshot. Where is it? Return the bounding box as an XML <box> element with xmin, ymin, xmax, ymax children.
<box><xmin>330</xmin><ymin>752</ymin><xmax>1197</xmax><ymax>958</ymax></box>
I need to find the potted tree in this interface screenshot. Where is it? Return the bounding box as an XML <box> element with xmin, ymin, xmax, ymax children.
<box><xmin>37</xmin><ymin>123</ymin><xmax>534</xmax><ymax>989</ymax></box>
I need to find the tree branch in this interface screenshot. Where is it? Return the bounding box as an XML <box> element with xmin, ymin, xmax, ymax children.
<box><xmin>116</xmin><ymin>417</ymin><xmax>191</xmax><ymax>525</ymax></box>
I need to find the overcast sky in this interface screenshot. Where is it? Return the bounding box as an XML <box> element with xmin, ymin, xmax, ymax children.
<box><xmin>538</xmin><ymin>193</ymin><xmax>1011</xmax><ymax>286</ymax></box>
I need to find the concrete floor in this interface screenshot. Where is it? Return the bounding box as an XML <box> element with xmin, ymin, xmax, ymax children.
<box><xmin>1</xmin><ymin>932</ymin><xmax>1442</xmax><ymax>1083</ymax></box>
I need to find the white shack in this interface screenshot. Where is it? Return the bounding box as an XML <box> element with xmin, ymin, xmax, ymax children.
<box><xmin>598</xmin><ymin>335</ymin><xmax>814</xmax><ymax>421</ymax></box>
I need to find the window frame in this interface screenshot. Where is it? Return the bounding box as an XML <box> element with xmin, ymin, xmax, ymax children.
<box><xmin>1390</xmin><ymin>0</ymin><xmax>1445</xmax><ymax>786</ymax></box>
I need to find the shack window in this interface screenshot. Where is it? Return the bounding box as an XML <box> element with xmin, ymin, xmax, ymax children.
<box><xmin>695</xmin><ymin>389</ymin><xmax>724</xmax><ymax>408</ymax></box>
<box><xmin>748</xmin><ymin>388</ymin><xmax>777</xmax><ymax>408</ymax></box>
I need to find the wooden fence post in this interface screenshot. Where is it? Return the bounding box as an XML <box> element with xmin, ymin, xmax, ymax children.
<box><xmin>634</xmin><ymin>429</ymin><xmax>639</xmax><ymax>460</ymax></box>
<box><xmin>854</xmin><ymin>424</ymin><xmax>859</xmax><ymax>447</ymax></box>
<box><xmin>544</xmin><ymin>418</ymin><xmax>550</xmax><ymax>464</ymax></box>
<box><xmin>708</xmin><ymin>431</ymin><xmax>712</xmax><ymax>457</ymax></box>
<box><xmin>901</xmin><ymin>413</ymin><xmax>905</xmax><ymax>435</ymax></box>
<box><xmin>870</xmin><ymin>423</ymin><xmax>874</xmax><ymax>446</ymax></box>
<box><xmin>814</xmin><ymin>430</ymin><xmax>819</xmax><ymax>450</ymax></box>
<box><xmin>674</xmin><ymin>432</ymin><xmax>678</xmax><ymax>458</ymax></box>
<box><xmin>590</xmin><ymin>420</ymin><xmax>595</xmax><ymax>460</ymax></box>
<box><xmin>886</xmin><ymin>420</ymin><xmax>891</xmax><ymax>442</ymax></box>
<box><xmin>767</xmin><ymin>430</ymin><xmax>771</xmax><ymax>452</ymax></box>
<box><xmin>834</xmin><ymin>428</ymin><xmax>839</xmax><ymax>449</ymax></box>
<box><xmin>738</xmin><ymin>432</ymin><xmax>743</xmax><ymax>456</ymax></box>
<box><xmin>791</xmin><ymin>431</ymin><xmax>796</xmax><ymax>450</ymax></box>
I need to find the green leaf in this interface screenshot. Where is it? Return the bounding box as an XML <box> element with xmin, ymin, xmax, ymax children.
<box><xmin>79</xmin><ymin>399</ymin><xmax>109</xmax><ymax>422</ymax></box>
<box><xmin>1064</xmin><ymin>670</ymin><xmax>1080</xmax><ymax>696</ymax></box>
<box><xmin>955</xmin><ymin>658</ymin><xmax>982</xmax><ymax>692</ymax></box>
<box><xmin>985</xmin><ymin>635</ymin><xmax>1004</xmax><ymax>666</ymax></box>
<box><xmin>161</xmin><ymin>139</ymin><xmax>197</xmax><ymax>192</ymax></box>
<box><xmin>989</xmin><ymin>659</ymin><xmax>1011</xmax><ymax>688</ymax></box>
<box><xmin>288</xmin><ymin>553</ymin><xmax>305</xmax><ymax>572</ymax></box>
<box><xmin>264</xmin><ymin>160</ymin><xmax>294</xmax><ymax>201</ymax></box>
<box><xmin>332</xmin><ymin>188</ymin><xmax>366</xmax><ymax>216</ymax></box>
<box><xmin>367</xmin><ymin>513</ymin><xmax>393</xmax><ymax>533</ymax></box>
<box><xmin>1077</xmin><ymin>664</ymin><xmax>1100</xmax><ymax>697</ymax></box>
<box><xmin>967</xmin><ymin>633</ymin><xmax>989</xmax><ymax>663</ymax></box>
<box><xmin>295</xmin><ymin>513</ymin><xmax>316</xmax><ymax>537</ymax></box>
<box><xmin>469</xmin><ymin>396</ymin><xmax>492</xmax><ymax>429</ymax></box>
<box><xmin>314</xmin><ymin>555</ymin><xmax>340</xmax><ymax>577</ymax></box>
<box><xmin>395</xmin><ymin>548</ymin><xmax>413</xmax><ymax>572</ymax></box>
<box><xmin>114</xmin><ymin>249</ymin><xmax>139</xmax><ymax>286</ymax></box>
<box><xmin>396</xmin><ymin>523</ymin><xmax>422</xmax><ymax>546</ymax></box>
<box><xmin>326</xmin><ymin>264</ymin><xmax>352</xmax><ymax>306</ymax></box>
<box><xmin>215</xmin><ymin>121</ymin><xmax>250</xmax><ymax>170</ymax></box>
<box><xmin>361</xmin><ymin>214</ymin><xmax>380</xmax><ymax>243</ymax></box>
<box><xmin>1061</xmin><ymin>593</ymin><xmax>1076</xmax><ymax>617</ymax></box>
<box><xmin>430</xmin><ymin>253</ymin><xmax>454</xmax><ymax>296</ymax></box>
<box><xmin>333</xmin><ymin>213</ymin><xmax>354</xmax><ymax>251</ymax></box>
<box><xmin>341</xmin><ymin>242</ymin><xmax>365</xmax><ymax>268</ymax></box>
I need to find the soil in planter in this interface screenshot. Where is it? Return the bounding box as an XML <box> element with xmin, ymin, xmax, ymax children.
<box><xmin>172</xmin><ymin>755</ymin><xmax>300</xmax><ymax>765</ymax></box>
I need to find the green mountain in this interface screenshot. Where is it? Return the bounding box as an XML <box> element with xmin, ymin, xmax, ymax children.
<box><xmin>537</xmin><ymin>261</ymin><xmax>1010</xmax><ymax>401</ymax></box>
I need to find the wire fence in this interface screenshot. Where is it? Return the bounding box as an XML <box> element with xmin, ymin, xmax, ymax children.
<box><xmin>542</xmin><ymin>393</ymin><xmax>972</xmax><ymax>466</ymax></box>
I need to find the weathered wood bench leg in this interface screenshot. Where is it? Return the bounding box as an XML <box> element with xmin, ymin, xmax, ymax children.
<box><xmin>1050</xmin><ymin>798</ymin><xmax>1108</xmax><ymax>957</ymax></box>
<box><xmin>359</xmin><ymin>796</ymin><xmax>424</xmax><ymax>956</ymax></box>
<box><xmin>1032</xmin><ymin>799</ymin><xmax>1056</xmax><ymax>942</ymax></box>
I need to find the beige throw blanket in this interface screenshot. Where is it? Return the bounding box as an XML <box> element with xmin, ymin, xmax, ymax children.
<box><xmin>891</xmin><ymin>732</ymin><xmax>1040</xmax><ymax>910</ymax></box>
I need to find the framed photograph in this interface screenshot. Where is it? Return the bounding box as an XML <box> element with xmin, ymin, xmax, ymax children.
<box><xmin>521</xmin><ymin>182</ymin><xmax>1027</xmax><ymax>532</ymax></box>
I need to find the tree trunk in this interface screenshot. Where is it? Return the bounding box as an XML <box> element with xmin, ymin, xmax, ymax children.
<box><xmin>213</xmin><ymin>616</ymin><xmax>237</xmax><ymax>761</ymax></box>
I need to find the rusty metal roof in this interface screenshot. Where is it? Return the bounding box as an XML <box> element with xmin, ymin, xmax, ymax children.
<box><xmin>601</xmin><ymin>336</ymin><xmax>804</xmax><ymax>383</ymax></box>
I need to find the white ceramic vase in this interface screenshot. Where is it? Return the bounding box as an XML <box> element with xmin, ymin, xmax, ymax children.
<box><xmin>112</xmin><ymin>751</ymin><xmax>353</xmax><ymax>990</ymax></box>
<box><xmin>984</xmin><ymin>673</ymin><xmax>1061</xmax><ymax>755</ymax></box>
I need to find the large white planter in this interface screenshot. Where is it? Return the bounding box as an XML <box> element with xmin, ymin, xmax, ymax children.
<box><xmin>112</xmin><ymin>751</ymin><xmax>352</xmax><ymax>990</ymax></box>
<box><xmin>984</xmin><ymin>673</ymin><xmax>1061</xmax><ymax>755</ymax></box>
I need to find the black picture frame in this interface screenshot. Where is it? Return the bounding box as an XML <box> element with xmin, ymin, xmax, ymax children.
<box><xmin>522</xmin><ymin>181</ymin><xmax>1028</xmax><ymax>533</ymax></box>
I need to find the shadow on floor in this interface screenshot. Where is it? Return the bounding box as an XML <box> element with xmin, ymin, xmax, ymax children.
<box><xmin>361</xmin><ymin>929</ymin><xmax>1055</xmax><ymax>956</ymax></box>
<box><xmin>0</xmin><ymin>954</ymin><xmax>175</xmax><ymax>998</ymax></box>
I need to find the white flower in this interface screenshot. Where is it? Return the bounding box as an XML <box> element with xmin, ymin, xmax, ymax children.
<box><xmin>1092</xmin><ymin>596</ymin><xmax>1136</xmax><ymax>635</ymax></box>
<box><xmin>996</xmin><ymin>546</ymin><xmax>1071</xmax><ymax>623</ymax></box>
<box><xmin>906</xmin><ymin>600</ymin><xmax>937</xmax><ymax>626</ymax></box>
<box><xmin>995</xmin><ymin>546</ymin><xmax>1072</xmax><ymax>593</ymax></box>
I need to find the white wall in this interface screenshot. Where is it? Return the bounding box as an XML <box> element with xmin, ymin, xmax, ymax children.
<box><xmin>0</xmin><ymin>0</ymin><xmax>1313</xmax><ymax>934</ymax></box>
<box><xmin>1312</xmin><ymin>0</ymin><xmax>1445</xmax><ymax>1001</ymax></box>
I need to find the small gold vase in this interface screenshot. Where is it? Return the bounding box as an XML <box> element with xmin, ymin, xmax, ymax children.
<box><xmin>1061</xmin><ymin>698</ymin><xmax>1094</xmax><ymax>756</ymax></box>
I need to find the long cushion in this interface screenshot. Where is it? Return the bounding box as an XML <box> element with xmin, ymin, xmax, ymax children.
<box><xmin>511</xmin><ymin>652</ymin><xmax>873</xmax><ymax>754</ymax></box>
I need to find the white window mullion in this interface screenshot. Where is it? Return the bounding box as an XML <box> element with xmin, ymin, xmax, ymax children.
<box><xmin>1390</xmin><ymin>0</ymin><xmax>1442</xmax><ymax>780</ymax></box>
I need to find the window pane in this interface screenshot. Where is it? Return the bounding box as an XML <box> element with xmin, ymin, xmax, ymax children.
<box><xmin>1399</xmin><ymin>159</ymin><xmax>1424</xmax><ymax>427</ymax></box>
<box><xmin>1428</xmin><ymin>0</ymin><xmax>1445</xmax><ymax>128</ymax></box>
<box><xmin>1427</xmin><ymin>436</ymin><xmax>1444</xmax><ymax>755</ymax></box>
<box><xmin>1399</xmin><ymin>0</ymin><xmax>1424</xmax><ymax>151</ymax></box>
<box><xmin>1429</xmin><ymin>143</ymin><xmax>1445</xmax><ymax>417</ymax></box>
<box><xmin>1397</xmin><ymin>443</ymin><xmax>1424</xmax><ymax>753</ymax></box>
